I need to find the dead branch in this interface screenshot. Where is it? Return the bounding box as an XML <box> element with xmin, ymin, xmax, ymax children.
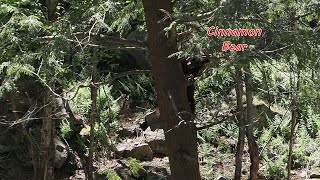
<box><xmin>177</xmin><ymin>27</ymin><xmax>196</xmax><ymax>37</ymax></box>
<box><xmin>176</xmin><ymin>6</ymin><xmax>223</xmax><ymax>23</ymax></box>
<box><xmin>67</xmin><ymin>70</ymin><xmax>152</xmax><ymax>101</ymax></box>
<box><xmin>258</xmin><ymin>43</ymin><xmax>294</xmax><ymax>54</ymax></box>
<box><xmin>0</xmin><ymin>101</ymin><xmax>47</xmax><ymax>134</ymax></box>
<box><xmin>35</xmin><ymin>33</ymin><xmax>147</xmax><ymax>50</ymax></box>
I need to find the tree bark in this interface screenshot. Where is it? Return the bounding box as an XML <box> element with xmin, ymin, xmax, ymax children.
<box><xmin>287</xmin><ymin>104</ymin><xmax>297</xmax><ymax>180</ymax></box>
<box><xmin>36</xmin><ymin>85</ymin><xmax>55</xmax><ymax>180</ymax></box>
<box><xmin>287</xmin><ymin>71</ymin><xmax>300</xmax><ymax>180</ymax></box>
<box><xmin>244</xmin><ymin>64</ymin><xmax>260</xmax><ymax>180</ymax></box>
<box><xmin>234</xmin><ymin>67</ymin><xmax>245</xmax><ymax>180</ymax></box>
<box><xmin>142</xmin><ymin>0</ymin><xmax>201</xmax><ymax>179</ymax></box>
<box><xmin>34</xmin><ymin>1</ymin><xmax>58</xmax><ymax>179</ymax></box>
<box><xmin>88</xmin><ymin>47</ymin><xmax>98</xmax><ymax>180</ymax></box>
<box><xmin>39</xmin><ymin>0</ymin><xmax>58</xmax><ymax>21</ymax></box>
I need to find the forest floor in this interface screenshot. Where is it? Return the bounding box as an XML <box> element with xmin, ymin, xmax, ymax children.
<box><xmin>0</xmin><ymin>111</ymin><xmax>317</xmax><ymax>180</ymax></box>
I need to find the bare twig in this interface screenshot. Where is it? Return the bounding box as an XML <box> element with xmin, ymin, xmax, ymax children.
<box><xmin>34</xmin><ymin>33</ymin><xmax>147</xmax><ymax>49</ymax></box>
<box><xmin>21</xmin><ymin>68</ymin><xmax>62</xmax><ymax>98</ymax></box>
<box><xmin>37</xmin><ymin>58</ymin><xmax>44</xmax><ymax>75</ymax></box>
<box><xmin>176</xmin><ymin>6</ymin><xmax>224</xmax><ymax>23</ymax></box>
<box><xmin>0</xmin><ymin>101</ymin><xmax>52</xmax><ymax>135</ymax></box>
<box><xmin>258</xmin><ymin>43</ymin><xmax>294</xmax><ymax>54</ymax></box>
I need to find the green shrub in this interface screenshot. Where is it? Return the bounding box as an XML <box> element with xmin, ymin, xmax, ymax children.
<box><xmin>60</xmin><ymin>118</ymin><xmax>72</xmax><ymax>139</ymax></box>
<box><xmin>72</xmin><ymin>84</ymin><xmax>120</xmax><ymax>152</ymax></box>
<box><xmin>128</xmin><ymin>157</ymin><xmax>143</xmax><ymax>178</ymax></box>
<box><xmin>98</xmin><ymin>169</ymin><xmax>121</xmax><ymax>180</ymax></box>
<box><xmin>116</xmin><ymin>74</ymin><xmax>156</xmax><ymax>107</ymax></box>
<box><xmin>263</xmin><ymin>157</ymin><xmax>287</xmax><ymax>179</ymax></box>
<box><xmin>72</xmin><ymin>86</ymin><xmax>92</xmax><ymax>119</ymax></box>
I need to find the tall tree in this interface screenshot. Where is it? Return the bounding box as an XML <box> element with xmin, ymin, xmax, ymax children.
<box><xmin>234</xmin><ymin>66</ymin><xmax>245</xmax><ymax>180</ymax></box>
<box><xmin>88</xmin><ymin>46</ymin><xmax>98</xmax><ymax>180</ymax></box>
<box><xmin>142</xmin><ymin>0</ymin><xmax>201</xmax><ymax>179</ymax></box>
<box><xmin>287</xmin><ymin>66</ymin><xmax>300</xmax><ymax>179</ymax></box>
<box><xmin>35</xmin><ymin>1</ymin><xmax>58</xmax><ymax>179</ymax></box>
<box><xmin>244</xmin><ymin>64</ymin><xmax>260</xmax><ymax>180</ymax></box>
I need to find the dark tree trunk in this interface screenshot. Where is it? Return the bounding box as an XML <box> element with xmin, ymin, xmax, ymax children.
<box><xmin>88</xmin><ymin>47</ymin><xmax>98</xmax><ymax>180</ymax></box>
<box><xmin>36</xmin><ymin>85</ymin><xmax>55</xmax><ymax>180</ymax></box>
<box><xmin>287</xmin><ymin>104</ymin><xmax>297</xmax><ymax>180</ymax></box>
<box><xmin>142</xmin><ymin>0</ymin><xmax>201</xmax><ymax>179</ymax></box>
<box><xmin>39</xmin><ymin>0</ymin><xmax>58</xmax><ymax>21</ymax></box>
<box><xmin>234</xmin><ymin>67</ymin><xmax>245</xmax><ymax>180</ymax></box>
<box><xmin>287</xmin><ymin>71</ymin><xmax>300</xmax><ymax>180</ymax></box>
<box><xmin>34</xmin><ymin>2</ymin><xmax>58</xmax><ymax>179</ymax></box>
<box><xmin>244</xmin><ymin>64</ymin><xmax>260</xmax><ymax>180</ymax></box>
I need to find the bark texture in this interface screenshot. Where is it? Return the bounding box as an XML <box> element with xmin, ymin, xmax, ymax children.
<box><xmin>34</xmin><ymin>1</ymin><xmax>58</xmax><ymax>179</ymax></box>
<box><xmin>36</xmin><ymin>86</ymin><xmax>55</xmax><ymax>180</ymax></box>
<box><xmin>234</xmin><ymin>67</ymin><xmax>245</xmax><ymax>180</ymax></box>
<box><xmin>244</xmin><ymin>64</ymin><xmax>260</xmax><ymax>180</ymax></box>
<box><xmin>142</xmin><ymin>0</ymin><xmax>201</xmax><ymax>179</ymax></box>
<box><xmin>88</xmin><ymin>47</ymin><xmax>98</xmax><ymax>180</ymax></box>
<box><xmin>287</xmin><ymin>71</ymin><xmax>300</xmax><ymax>180</ymax></box>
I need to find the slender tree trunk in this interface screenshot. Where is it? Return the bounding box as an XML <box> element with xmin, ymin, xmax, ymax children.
<box><xmin>287</xmin><ymin>71</ymin><xmax>300</xmax><ymax>180</ymax></box>
<box><xmin>34</xmin><ymin>2</ymin><xmax>58</xmax><ymax>179</ymax></box>
<box><xmin>287</xmin><ymin>104</ymin><xmax>297</xmax><ymax>180</ymax></box>
<box><xmin>142</xmin><ymin>1</ymin><xmax>201</xmax><ymax>179</ymax></box>
<box><xmin>36</xmin><ymin>85</ymin><xmax>55</xmax><ymax>180</ymax></box>
<box><xmin>244</xmin><ymin>64</ymin><xmax>260</xmax><ymax>180</ymax></box>
<box><xmin>234</xmin><ymin>67</ymin><xmax>245</xmax><ymax>180</ymax></box>
<box><xmin>39</xmin><ymin>0</ymin><xmax>58</xmax><ymax>21</ymax></box>
<box><xmin>88</xmin><ymin>48</ymin><xmax>98</xmax><ymax>180</ymax></box>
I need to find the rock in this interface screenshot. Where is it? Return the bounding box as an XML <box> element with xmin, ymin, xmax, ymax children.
<box><xmin>117</xmin><ymin>124</ymin><xmax>142</xmax><ymax>138</ymax></box>
<box><xmin>144</xmin><ymin>127</ymin><xmax>168</xmax><ymax>155</ymax></box>
<box><xmin>126</xmin><ymin>29</ymin><xmax>150</xmax><ymax>69</ymax></box>
<box><xmin>53</xmin><ymin>98</ymin><xmax>69</xmax><ymax>119</ymax></box>
<box><xmin>130</xmin><ymin>143</ymin><xmax>153</xmax><ymax>161</ymax></box>
<box><xmin>54</xmin><ymin>137</ymin><xmax>68</xmax><ymax>168</ymax></box>
<box><xmin>79</xmin><ymin>125</ymin><xmax>91</xmax><ymax>136</ymax></box>
<box><xmin>114</xmin><ymin>164</ymin><xmax>136</xmax><ymax>180</ymax></box>
<box><xmin>115</xmin><ymin>141</ymin><xmax>153</xmax><ymax>161</ymax></box>
<box><xmin>145</xmin><ymin>110</ymin><xmax>162</xmax><ymax>131</ymax></box>
<box><xmin>217</xmin><ymin>176</ymin><xmax>227</xmax><ymax>180</ymax></box>
<box><xmin>137</xmin><ymin>167</ymin><xmax>148</xmax><ymax>179</ymax></box>
<box><xmin>236</xmin><ymin>100</ymin><xmax>280</xmax><ymax>131</ymax></box>
<box><xmin>252</xmin><ymin>102</ymin><xmax>278</xmax><ymax>129</ymax></box>
<box><xmin>115</xmin><ymin>144</ymin><xmax>127</xmax><ymax>156</ymax></box>
<box><xmin>310</xmin><ymin>175</ymin><xmax>320</xmax><ymax>179</ymax></box>
<box><xmin>143</xmin><ymin>165</ymin><xmax>170</xmax><ymax>180</ymax></box>
<box><xmin>310</xmin><ymin>167</ymin><xmax>320</xmax><ymax>179</ymax></box>
<box><xmin>0</xmin><ymin>144</ymin><xmax>11</xmax><ymax>153</ymax></box>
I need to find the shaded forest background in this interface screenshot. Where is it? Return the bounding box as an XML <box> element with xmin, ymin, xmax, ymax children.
<box><xmin>0</xmin><ymin>0</ymin><xmax>320</xmax><ymax>179</ymax></box>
